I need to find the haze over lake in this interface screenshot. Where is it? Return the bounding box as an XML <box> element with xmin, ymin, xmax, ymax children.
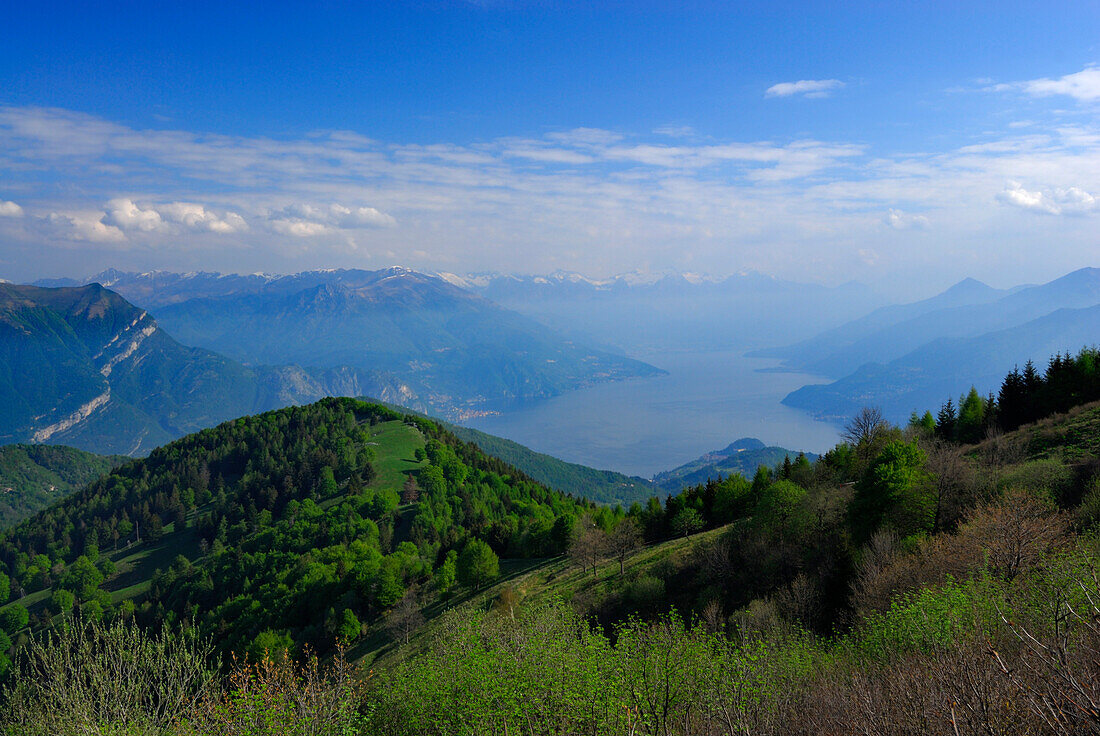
<box><xmin>466</xmin><ymin>349</ymin><xmax>840</xmax><ymax>478</ymax></box>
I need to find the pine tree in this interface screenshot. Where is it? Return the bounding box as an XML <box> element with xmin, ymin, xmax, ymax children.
<box><xmin>935</xmin><ymin>399</ymin><xmax>957</xmax><ymax>441</ymax></box>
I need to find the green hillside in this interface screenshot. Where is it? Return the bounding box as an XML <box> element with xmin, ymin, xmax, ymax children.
<box><xmin>442</xmin><ymin>421</ymin><xmax>661</xmax><ymax>504</ymax></box>
<box><xmin>5</xmin><ymin>376</ymin><xmax>1100</xmax><ymax>734</ymax></box>
<box><xmin>0</xmin><ymin>445</ymin><xmax>127</xmax><ymax>530</ymax></box>
<box><xmin>652</xmin><ymin>437</ymin><xmax>817</xmax><ymax>491</ymax></box>
<box><xmin>0</xmin><ymin>398</ymin><xmax>595</xmax><ymax>658</ymax></box>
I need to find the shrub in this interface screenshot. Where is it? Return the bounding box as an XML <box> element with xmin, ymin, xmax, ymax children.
<box><xmin>0</xmin><ymin>619</ymin><xmax>216</xmax><ymax>735</ymax></box>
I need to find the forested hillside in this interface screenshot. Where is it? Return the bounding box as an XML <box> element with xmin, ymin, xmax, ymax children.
<box><xmin>0</xmin><ymin>398</ymin><xmax>590</xmax><ymax>662</ymax></box>
<box><xmin>441</xmin><ymin>421</ymin><xmax>660</xmax><ymax>504</ymax></box>
<box><xmin>652</xmin><ymin>437</ymin><xmax>816</xmax><ymax>491</ymax></box>
<box><xmin>0</xmin><ymin>445</ymin><xmax>126</xmax><ymax>530</ymax></box>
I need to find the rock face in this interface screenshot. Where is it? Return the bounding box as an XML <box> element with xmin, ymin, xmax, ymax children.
<box><xmin>0</xmin><ymin>283</ymin><xmax>408</xmax><ymax>455</ymax></box>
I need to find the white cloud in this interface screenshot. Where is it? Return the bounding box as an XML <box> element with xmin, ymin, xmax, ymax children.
<box><xmin>329</xmin><ymin>204</ymin><xmax>396</xmax><ymax>228</ymax></box>
<box><xmin>4</xmin><ymin>105</ymin><xmax>1100</xmax><ymax>287</ymax></box>
<box><xmin>998</xmin><ymin>181</ymin><xmax>1097</xmax><ymax>215</ymax></box>
<box><xmin>503</xmin><ymin>146</ymin><xmax>596</xmax><ymax>164</ymax></box>
<box><xmin>885</xmin><ymin>208</ymin><xmax>930</xmax><ymax>230</ymax></box>
<box><xmin>545</xmin><ymin>128</ymin><xmax>624</xmax><ymax>146</ymax></box>
<box><xmin>47</xmin><ymin>212</ymin><xmax>126</xmax><ymax>242</ymax></box>
<box><xmin>765</xmin><ymin>79</ymin><xmax>844</xmax><ymax>98</ymax></box>
<box><xmin>0</xmin><ymin>200</ymin><xmax>23</xmax><ymax>217</ymax></box>
<box><xmin>158</xmin><ymin>202</ymin><xmax>248</xmax><ymax>233</ymax></box>
<box><xmin>104</xmin><ymin>198</ymin><xmax>164</xmax><ymax>232</ymax></box>
<box><xmin>270</xmin><ymin>203</ymin><xmax>395</xmax><ymax>232</ymax></box>
<box><xmin>1019</xmin><ymin>66</ymin><xmax>1100</xmax><ymax>103</ymax></box>
<box><xmin>101</xmin><ymin>198</ymin><xmax>247</xmax><ymax>234</ymax></box>
<box><xmin>269</xmin><ymin>219</ymin><xmax>332</xmax><ymax>237</ymax></box>
<box><xmin>653</xmin><ymin>125</ymin><xmax>695</xmax><ymax>138</ymax></box>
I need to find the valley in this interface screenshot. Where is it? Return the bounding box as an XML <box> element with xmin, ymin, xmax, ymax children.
<box><xmin>4</xmin><ymin>7</ymin><xmax>1099</xmax><ymax>733</ymax></box>
<box><xmin>467</xmin><ymin>348</ymin><xmax>838</xmax><ymax>477</ymax></box>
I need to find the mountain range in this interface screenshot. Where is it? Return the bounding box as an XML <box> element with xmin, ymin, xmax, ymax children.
<box><xmin>442</xmin><ymin>269</ymin><xmax>887</xmax><ymax>353</ymax></box>
<box><xmin>774</xmin><ymin>267</ymin><xmax>1100</xmax><ymax>423</ymax></box>
<box><xmin>0</xmin><ymin>282</ymin><xmax>403</xmax><ymax>455</ymax></box>
<box><xmin>39</xmin><ymin>268</ymin><xmax>663</xmax><ymax>419</ymax></box>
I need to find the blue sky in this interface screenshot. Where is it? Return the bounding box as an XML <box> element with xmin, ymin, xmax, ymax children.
<box><xmin>1</xmin><ymin>1</ymin><xmax>1099</xmax><ymax>295</ymax></box>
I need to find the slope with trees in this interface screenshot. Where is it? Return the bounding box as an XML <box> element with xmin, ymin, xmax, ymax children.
<box><xmin>442</xmin><ymin>421</ymin><xmax>660</xmax><ymax>504</ymax></box>
<box><xmin>0</xmin><ymin>445</ymin><xmax>127</xmax><ymax>530</ymax></box>
<box><xmin>7</xmin><ymin>345</ymin><xmax>1100</xmax><ymax>734</ymax></box>
<box><xmin>652</xmin><ymin>437</ymin><xmax>817</xmax><ymax>491</ymax></box>
<box><xmin>0</xmin><ymin>398</ymin><xmax>591</xmax><ymax>659</ymax></box>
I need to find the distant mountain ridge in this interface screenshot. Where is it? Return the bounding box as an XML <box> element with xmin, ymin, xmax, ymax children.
<box><xmin>38</xmin><ymin>267</ymin><xmax>663</xmax><ymax>419</ymax></box>
<box><xmin>443</xmin><ymin>269</ymin><xmax>886</xmax><ymax>353</ymax></box>
<box><xmin>652</xmin><ymin>437</ymin><xmax>816</xmax><ymax>491</ymax></box>
<box><xmin>0</xmin><ymin>283</ymin><xmax>411</xmax><ymax>454</ymax></box>
<box><xmin>764</xmin><ymin>269</ymin><xmax>1100</xmax><ymax>378</ymax></box>
<box><xmin>775</xmin><ymin>267</ymin><xmax>1100</xmax><ymax>424</ymax></box>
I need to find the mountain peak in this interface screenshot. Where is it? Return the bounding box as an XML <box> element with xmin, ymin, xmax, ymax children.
<box><xmin>1051</xmin><ymin>266</ymin><xmax>1100</xmax><ymax>287</ymax></box>
<box><xmin>941</xmin><ymin>277</ymin><xmax>994</xmax><ymax>297</ymax></box>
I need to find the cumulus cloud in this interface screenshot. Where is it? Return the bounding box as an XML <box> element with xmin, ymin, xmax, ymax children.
<box><xmin>102</xmin><ymin>198</ymin><xmax>247</xmax><ymax>234</ymax></box>
<box><xmin>0</xmin><ymin>200</ymin><xmax>23</xmax><ymax>217</ymax></box>
<box><xmin>159</xmin><ymin>202</ymin><xmax>248</xmax><ymax>233</ymax></box>
<box><xmin>47</xmin><ymin>212</ymin><xmax>126</xmax><ymax>243</ymax></box>
<box><xmin>765</xmin><ymin>79</ymin><xmax>844</xmax><ymax>98</ymax></box>
<box><xmin>998</xmin><ymin>181</ymin><xmax>1097</xmax><ymax>215</ymax></box>
<box><xmin>104</xmin><ymin>198</ymin><xmax>164</xmax><ymax>232</ymax></box>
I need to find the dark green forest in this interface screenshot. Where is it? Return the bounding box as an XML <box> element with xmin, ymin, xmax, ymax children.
<box><xmin>0</xmin><ymin>445</ymin><xmax>126</xmax><ymax>530</ymax></box>
<box><xmin>0</xmin><ymin>398</ymin><xmax>592</xmax><ymax>665</ymax></box>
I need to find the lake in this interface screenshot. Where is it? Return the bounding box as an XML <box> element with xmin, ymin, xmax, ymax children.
<box><xmin>465</xmin><ymin>349</ymin><xmax>842</xmax><ymax>478</ymax></box>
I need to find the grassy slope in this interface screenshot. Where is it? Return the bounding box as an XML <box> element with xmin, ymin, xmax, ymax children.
<box><xmin>365</xmin><ymin>421</ymin><xmax>428</xmax><ymax>491</ymax></box>
<box><xmin>378</xmin><ymin>399</ymin><xmax>663</xmax><ymax>505</ymax></box>
<box><xmin>441</xmin><ymin>421</ymin><xmax>661</xmax><ymax>505</ymax></box>
<box><xmin>1011</xmin><ymin>400</ymin><xmax>1100</xmax><ymax>461</ymax></box>
<box><xmin>361</xmin><ymin>523</ymin><xmax>732</xmax><ymax>667</ymax></box>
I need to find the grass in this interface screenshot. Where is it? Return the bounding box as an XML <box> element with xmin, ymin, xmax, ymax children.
<box><xmin>1</xmin><ymin>587</ymin><xmax>49</xmax><ymax>617</ymax></box>
<box><xmin>104</xmin><ymin>523</ymin><xmax>204</xmax><ymax>597</ymax></box>
<box><xmin>365</xmin><ymin>420</ymin><xmax>428</xmax><ymax>492</ymax></box>
<box><xmin>516</xmin><ymin>523</ymin><xmax>732</xmax><ymax>607</ymax></box>
<box><xmin>359</xmin><ymin>522</ymin><xmax>735</xmax><ymax>669</ymax></box>
<box><xmin>1023</xmin><ymin>400</ymin><xmax>1100</xmax><ymax>462</ymax></box>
